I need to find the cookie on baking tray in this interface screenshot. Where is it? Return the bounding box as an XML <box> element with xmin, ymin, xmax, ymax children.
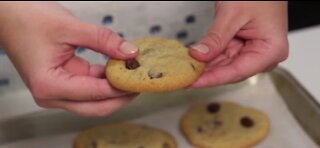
<box><xmin>106</xmin><ymin>37</ymin><xmax>205</xmax><ymax>92</ymax></box>
<box><xmin>74</xmin><ymin>123</ymin><xmax>177</xmax><ymax>148</ymax></box>
<box><xmin>180</xmin><ymin>101</ymin><xmax>270</xmax><ymax>148</ymax></box>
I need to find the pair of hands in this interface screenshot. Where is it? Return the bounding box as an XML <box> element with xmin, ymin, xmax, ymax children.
<box><xmin>0</xmin><ymin>2</ymin><xmax>288</xmax><ymax>116</ymax></box>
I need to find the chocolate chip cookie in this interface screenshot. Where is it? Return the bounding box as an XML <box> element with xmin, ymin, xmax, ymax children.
<box><xmin>74</xmin><ymin>123</ymin><xmax>177</xmax><ymax>148</ymax></box>
<box><xmin>106</xmin><ymin>37</ymin><xmax>205</xmax><ymax>92</ymax></box>
<box><xmin>180</xmin><ymin>102</ymin><xmax>270</xmax><ymax>148</ymax></box>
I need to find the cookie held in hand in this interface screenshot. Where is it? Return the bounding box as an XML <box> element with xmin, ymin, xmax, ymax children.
<box><xmin>180</xmin><ymin>102</ymin><xmax>270</xmax><ymax>148</ymax></box>
<box><xmin>74</xmin><ymin>123</ymin><xmax>177</xmax><ymax>148</ymax></box>
<box><xmin>106</xmin><ymin>37</ymin><xmax>205</xmax><ymax>92</ymax></box>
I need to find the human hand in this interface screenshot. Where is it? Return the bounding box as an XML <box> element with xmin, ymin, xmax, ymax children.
<box><xmin>190</xmin><ymin>1</ymin><xmax>288</xmax><ymax>88</ymax></box>
<box><xmin>0</xmin><ymin>2</ymin><xmax>139</xmax><ymax>116</ymax></box>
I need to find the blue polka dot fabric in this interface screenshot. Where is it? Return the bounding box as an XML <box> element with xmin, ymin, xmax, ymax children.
<box><xmin>176</xmin><ymin>30</ymin><xmax>188</xmax><ymax>40</ymax></box>
<box><xmin>0</xmin><ymin>48</ymin><xmax>5</xmax><ymax>56</ymax></box>
<box><xmin>0</xmin><ymin>48</ymin><xmax>9</xmax><ymax>89</ymax></box>
<box><xmin>0</xmin><ymin>2</ymin><xmax>214</xmax><ymax>94</ymax></box>
<box><xmin>185</xmin><ymin>15</ymin><xmax>196</xmax><ymax>24</ymax></box>
<box><xmin>0</xmin><ymin>78</ymin><xmax>9</xmax><ymax>87</ymax></box>
<box><xmin>76</xmin><ymin>47</ymin><xmax>86</xmax><ymax>54</ymax></box>
<box><xmin>102</xmin><ymin>15</ymin><xmax>113</xmax><ymax>26</ymax></box>
<box><xmin>150</xmin><ymin>25</ymin><xmax>162</xmax><ymax>34</ymax></box>
<box><xmin>118</xmin><ymin>32</ymin><xmax>124</xmax><ymax>38</ymax></box>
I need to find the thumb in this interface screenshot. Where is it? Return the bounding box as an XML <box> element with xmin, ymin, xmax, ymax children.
<box><xmin>190</xmin><ymin>6</ymin><xmax>247</xmax><ymax>62</ymax></box>
<box><xmin>69</xmin><ymin>22</ymin><xmax>138</xmax><ymax>60</ymax></box>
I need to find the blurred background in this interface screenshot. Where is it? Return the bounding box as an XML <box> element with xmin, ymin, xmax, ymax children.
<box><xmin>0</xmin><ymin>1</ymin><xmax>320</xmax><ymax>147</ymax></box>
<box><xmin>289</xmin><ymin>2</ymin><xmax>320</xmax><ymax>31</ymax></box>
<box><xmin>1</xmin><ymin>1</ymin><xmax>320</xmax><ymax>118</ymax></box>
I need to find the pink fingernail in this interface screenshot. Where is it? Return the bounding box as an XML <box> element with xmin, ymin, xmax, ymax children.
<box><xmin>191</xmin><ymin>44</ymin><xmax>209</xmax><ymax>54</ymax></box>
<box><xmin>120</xmin><ymin>42</ymin><xmax>138</xmax><ymax>54</ymax></box>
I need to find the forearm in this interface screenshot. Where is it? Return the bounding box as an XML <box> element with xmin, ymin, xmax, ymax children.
<box><xmin>0</xmin><ymin>2</ymin><xmax>35</xmax><ymax>49</ymax></box>
<box><xmin>0</xmin><ymin>2</ymin><xmax>14</xmax><ymax>47</ymax></box>
<box><xmin>0</xmin><ymin>2</ymin><xmax>64</xmax><ymax>49</ymax></box>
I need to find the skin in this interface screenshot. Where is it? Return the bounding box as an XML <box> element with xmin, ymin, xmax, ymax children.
<box><xmin>0</xmin><ymin>2</ymin><xmax>139</xmax><ymax>116</ymax></box>
<box><xmin>0</xmin><ymin>2</ymin><xmax>288</xmax><ymax>116</ymax></box>
<box><xmin>190</xmin><ymin>1</ymin><xmax>289</xmax><ymax>88</ymax></box>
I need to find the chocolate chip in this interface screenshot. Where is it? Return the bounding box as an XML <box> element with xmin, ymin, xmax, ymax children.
<box><xmin>162</xmin><ymin>142</ymin><xmax>171</xmax><ymax>148</ymax></box>
<box><xmin>213</xmin><ymin>120</ymin><xmax>222</xmax><ymax>128</ymax></box>
<box><xmin>148</xmin><ymin>71</ymin><xmax>163</xmax><ymax>79</ymax></box>
<box><xmin>207</xmin><ymin>103</ymin><xmax>220</xmax><ymax>113</ymax></box>
<box><xmin>197</xmin><ymin>126</ymin><xmax>203</xmax><ymax>133</ymax></box>
<box><xmin>125</xmin><ymin>59</ymin><xmax>140</xmax><ymax>70</ymax></box>
<box><xmin>190</xmin><ymin>63</ymin><xmax>196</xmax><ymax>71</ymax></box>
<box><xmin>240</xmin><ymin>116</ymin><xmax>254</xmax><ymax>128</ymax></box>
<box><xmin>138</xmin><ymin>146</ymin><xmax>144</xmax><ymax>148</ymax></box>
<box><xmin>90</xmin><ymin>140</ymin><xmax>97</xmax><ymax>148</ymax></box>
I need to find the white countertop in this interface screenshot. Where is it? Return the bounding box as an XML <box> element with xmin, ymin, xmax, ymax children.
<box><xmin>281</xmin><ymin>25</ymin><xmax>320</xmax><ymax>102</ymax></box>
<box><xmin>1</xmin><ymin>25</ymin><xmax>320</xmax><ymax>120</ymax></box>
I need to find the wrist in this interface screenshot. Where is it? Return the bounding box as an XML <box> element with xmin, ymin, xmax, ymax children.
<box><xmin>0</xmin><ymin>2</ymin><xmax>23</xmax><ymax>49</ymax></box>
<box><xmin>0</xmin><ymin>2</ymin><xmax>12</xmax><ymax>47</ymax></box>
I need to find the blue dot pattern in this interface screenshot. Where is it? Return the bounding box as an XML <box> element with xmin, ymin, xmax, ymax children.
<box><xmin>176</xmin><ymin>30</ymin><xmax>188</xmax><ymax>39</ymax></box>
<box><xmin>0</xmin><ymin>48</ymin><xmax>5</xmax><ymax>56</ymax></box>
<box><xmin>0</xmin><ymin>78</ymin><xmax>9</xmax><ymax>87</ymax></box>
<box><xmin>118</xmin><ymin>32</ymin><xmax>124</xmax><ymax>38</ymax></box>
<box><xmin>186</xmin><ymin>41</ymin><xmax>196</xmax><ymax>47</ymax></box>
<box><xmin>102</xmin><ymin>15</ymin><xmax>113</xmax><ymax>25</ymax></box>
<box><xmin>150</xmin><ymin>25</ymin><xmax>161</xmax><ymax>34</ymax></box>
<box><xmin>76</xmin><ymin>47</ymin><xmax>86</xmax><ymax>54</ymax></box>
<box><xmin>186</xmin><ymin>15</ymin><xmax>196</xmax><ymax>24</ymax></box>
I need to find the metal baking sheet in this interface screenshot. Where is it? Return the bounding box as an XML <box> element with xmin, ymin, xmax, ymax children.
<box><xmin>0</xmin><ymin>67</ymin><xmax>319</xmax><ymax>148</ymax></box>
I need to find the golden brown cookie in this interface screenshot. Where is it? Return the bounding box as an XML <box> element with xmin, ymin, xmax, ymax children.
<box><xmin>106</xmin><ymin>37</ymin><xmax>205</xmax><ymax>92</ymax></box>
<box><xmin>180</xmin><ymin>102</ymin><xmax>270</xmax><ymax>148</ymax></box>
<box><xmin>74</xmin><ymin>123</ymin><xmax>177</xmax><ymax>148</ymax></box>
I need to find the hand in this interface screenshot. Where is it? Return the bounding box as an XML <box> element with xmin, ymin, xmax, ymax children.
<box><xmin>0</xmin><ymin>2</ymin><xmax>139</xmax><ymax>116</ymax></box>
<box><xmin>189</xmin><ymin>1</ymin><xmax>289</xmax><ymax>88</ymax></box>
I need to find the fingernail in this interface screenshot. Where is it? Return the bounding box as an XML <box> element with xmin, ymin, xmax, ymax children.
<box><xmin>191</xmin><ymin>44</ymin><xmax>209</xmax><ymax>54</ymax></box>
<box><xmin>120</xmin><ymin>42</ymin><xmax>138</xmax><ymax>54</ymax></box>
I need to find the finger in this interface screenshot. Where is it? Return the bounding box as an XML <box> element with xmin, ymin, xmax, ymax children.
<box><xmin>205</xmin><ymin>54</ymin><xmax>228</xmax><ymax>71</ymax></box>
<box><xmin>225</xmin><ymin>38</ymin><xmax>244</xmax><ymax>58</ymax></box>
<box><xmin>62</xmin><ymin>56</ymin><xmax>105</xmax><ymax>78</ymax></box>
<box><xmin>190</xmin><ymin>7</ymin><xmax>248</xmax><ymax>62</ymax></box>
<box><xmin>67</xmin><ymin>22</ymin><xmax>138</xmax><ymax>60</ymax></box>
<box><xmin>205</xmin><ymin>38</ymin><xmax>243</xmax><ymax>70</ymax></box>
<box><xmin>47</xmin><ymin>68</ymin><xmax>132</xmax><ymax>101</ymax></box>
<box><xmin>89</xmin><ymin>64</ymin><xmax>106</xmax><ymax>78</ymax></box>
<box><xmin>62</xmin><ymin>56</ymin><xmax>90</xmax><ymax>75</ymax></box>
<box><xmin>263</xmin><ymin>64</ymin><xmax>278</xmax><ymax>72</ymax></box>
<box><xmin>39</xmin><ymin>94</ymin><xmax>137</xmax><ymax>116</ymax></box>
<box><xmin>190</xmin><ymin>42</ymin><xmax>276</xmax><ymax>88</ymax></box>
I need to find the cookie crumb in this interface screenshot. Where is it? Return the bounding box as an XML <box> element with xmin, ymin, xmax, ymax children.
<box><xmin>190</xmin><ymin>63</ymin><xmax>196</xmax><ymax>71</ymax></box>
<box><xmin>148</xmin><ymin>71</ymin><xmax>163</xmax><ymax>79</ymax></box>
